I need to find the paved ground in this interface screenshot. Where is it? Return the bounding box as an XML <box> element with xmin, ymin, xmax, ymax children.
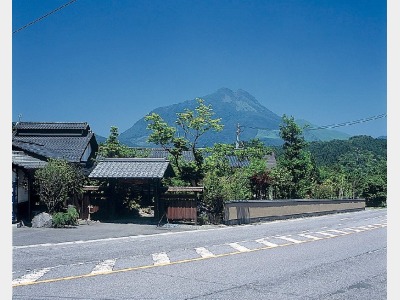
<box><xmin>12</xmin><ymin>218</ymin><xmax>226</xmax><ymax>247</ymax></box>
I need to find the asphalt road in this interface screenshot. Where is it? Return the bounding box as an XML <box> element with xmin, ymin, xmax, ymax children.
<box><xmin>12</xmin><ymin>219</ymin><xmax>224</xmax><ymax>247</ymax></box>
<box><xmin>12</xmin><ymin>208</ymin><xmax>388</xmax><ymax>300</ymax></box>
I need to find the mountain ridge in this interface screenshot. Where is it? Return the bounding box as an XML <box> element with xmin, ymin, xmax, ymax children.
<box><xmin>118</xmin><ymin>88</ymin><xmax>350</xmax><ymax>147</ymax></box>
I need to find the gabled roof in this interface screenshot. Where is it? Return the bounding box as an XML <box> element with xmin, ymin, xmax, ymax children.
<box><xmin>12</xmin><ymin>150</ymin><xmax>48</xmax><ymax>169</ymax></box>
<box><xmin>12</xmin><ymin>122</ymin><xmax>98</xmax><ymax>164</ymax></box>
<box><xmin>88</xmin><ymin>158</ymin><xmax>175</xmax><ymax>179</ymax></box>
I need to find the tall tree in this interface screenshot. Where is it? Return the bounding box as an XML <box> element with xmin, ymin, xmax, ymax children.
<box><xmin>279</xmin><ymin>115</ymin><xmax>316</xmax><ymax>198</ymax></box>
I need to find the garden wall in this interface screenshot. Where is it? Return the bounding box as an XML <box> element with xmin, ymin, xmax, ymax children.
<box><xmin>223</xmin><ymin>199</ymin><xmax>366</xmax><ymax>225</ymax></box>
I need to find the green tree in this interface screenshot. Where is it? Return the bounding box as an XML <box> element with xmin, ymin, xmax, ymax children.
<box><xmin>339</xmin><ymin>149</ymin><xmax>376</xmax><ymax>199</ymax></box>
<box><xmin>313</xmin><ymin>165</ymin><xmax>350</xmax><ymax>199</ymax></box>
<box><xmin>362</xmin><ymin>158</ymin><xmax>387</xmax><ymax>207</ymax></box>
<box><xmin>270</xmin><ymin>165</ymin><xmax>293</xmax><ymax>199</ymax></box>
<box><xmin>279</xmin><ymin>115</ymin><xmax>316</xmax><ymax>198</ymax></box>
<box><xmin>98</xmin><ymin>126</ymin><xmax>148</xmax><ymax>158</ymax></box>
<box><xmin>34</xmin><ymin>159</ymin><xmax>85</xmax><ymax>214</ymax></box>
<box><xmin>203</xmin><ymin>143</ymin><xmax>234</xmax><ymax>177</ymax></box>
<box><xmin>145</xmin><ymin>98</ymin><xmax>223</xmax><ymax>184</ymax></box>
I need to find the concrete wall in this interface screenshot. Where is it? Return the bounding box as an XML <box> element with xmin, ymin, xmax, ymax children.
<box><xmin>223</xmin><ymin>199</ymin><xmax>366</xmax><ymax>225</ymax></box>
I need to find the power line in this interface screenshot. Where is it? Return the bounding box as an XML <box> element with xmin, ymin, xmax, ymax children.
<box><xmin>241</xmin><ymin>113</ymin><xmax>387</xmax><ymax>131</ymax></box>
<box><xmin>13</xmin><ymin>0</ymin><xmax>77</xmax><ymax>34</ymax></box>
<box><xmin>305</xmin><ymin>113</ymin><xmax>387</xmax><ymax>131</ymax></box>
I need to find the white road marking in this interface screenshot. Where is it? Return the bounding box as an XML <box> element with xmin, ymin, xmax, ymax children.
<box><xmin>275</xmin><ymin>235</ymin><xmax>303</xmax><ymax>244</ymax></box>
<box><xmin>12</xmin><ymin>268</ymin><xmax>51</xmax><ymax>285</ymax></box>
<box><xmin>195</xmin><ymin>247</ymin><xmax>215</xmax><ymax>258</ymax></box>
<box><xmin>344</xmin><ymin>227</ymin><xmax>364</xmax><ymax>233</ymax></box>
<box><xmin>327</xmin><ymin>229</ymin><xmax>350</xmax><ymax>235</ymax></box>
<box><xmin>298</xmin><ymin>233</ymin><xmax>322</xmax><ymax>240</ymax></box>
<box><xmin>365</xmin><ymin>224</ymin><xmax>381</xmax><ymax>229</ymax></box>
<box><xmin>358</xmin><ymin>225</ymin><xmax>376</xmax><ymax>230</ymax></box>
<box><xmin>315</xmin><ymin>231</ymin><xmax>337</xmax><ymax>237</ymax></box>
<box><xmin>91</xmin><ymin>259</ymin><xmax>116</xmax><ymax>274</ymax></box>
<box><xmin>255</xmin><ymin>239</ymin><xmax>279</xmax><ymax>247</ymax></box>
<box><xmin>152</xmin><ymin>252</ymin><xmax>170</xmax><ymax>265</ymax></box>
<box><xmin>228</xmin><ymin>242</ymin><xmax>251</xmax><ymax>252</ymax></box>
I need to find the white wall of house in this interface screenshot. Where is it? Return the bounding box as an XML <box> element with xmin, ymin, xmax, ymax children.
<box><xmin>81</xmin><ymin>144</ymin><xmax>92</xmax><ymax>162</ymax></box>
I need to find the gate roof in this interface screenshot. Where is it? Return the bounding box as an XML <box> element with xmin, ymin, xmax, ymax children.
<box><xmin>88</xmin><ymin>158</ymin><xmax>175</xmax><ymax>179</ymax></box>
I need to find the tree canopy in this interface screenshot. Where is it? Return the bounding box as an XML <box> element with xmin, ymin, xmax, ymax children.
<box><xmin>34</xmin><ymin>158</ymin><xmax>85</xmax><ymax>214</ymax></box>
<box><xmin>145</xmin><ymin>98</ymin><xmax>223</xmax><ymax>184</ymax></box>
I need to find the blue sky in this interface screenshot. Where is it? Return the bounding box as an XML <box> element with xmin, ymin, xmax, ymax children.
<box><xmin>12</xmin><ymin>0</ymin><xmax>387</xmax><ymax>138</ymax></box>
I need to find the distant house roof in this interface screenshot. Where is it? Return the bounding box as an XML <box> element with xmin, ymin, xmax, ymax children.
<box><xmin>225</xmin><ymin>155</ymin><xmax>250</xmax><ymax>168</ymax></box>
<box><xmin>12</xmin><ymin>150</ymin><xmax>48</xmax><ymax>169</ymax></box>
<box><xmin>12</xmin><ymin>122</ymin><xmax>98</xmax><ymax>164</ymax></box>
<box><xmin>224</xmin><ymin>153</ymin><xmax>276</xmax><ymax>169</ymax></box>
<box><xmin>88</xmin><ymin>158</ymin><xmax>175</xmax><ymax>179</ymax></box>
<box><xmin>148</xmin><ymin>148</ymin><xmax>196</xmax><ymax>161</ymax></box>
<box><xmin>131</xmin><ymin>147</ymin><xmax>277</xmax><ymax>169</ymax></box>
<box><xmin>265</xmin><ymin>152</ymin><xmax>277</xmax><ymax>169</ymax></box>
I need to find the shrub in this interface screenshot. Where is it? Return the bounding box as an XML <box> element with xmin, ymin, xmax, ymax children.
<box><xmin>52</xmin><ymin>206</ymin><xmax>79</xmax><ymax>228</ymax></box>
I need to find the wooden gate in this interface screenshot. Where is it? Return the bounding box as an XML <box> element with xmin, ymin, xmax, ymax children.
<box><xmin>160</xmin><ymin>186</ymin><xmax>203</xmax><ymax>224</ymax></box>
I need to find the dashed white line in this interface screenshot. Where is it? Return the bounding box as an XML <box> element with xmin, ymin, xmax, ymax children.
<box><xmin>228</xmin><ymin>242</ymin><xmax>251</xmax><ymax>252</ymax></box>
<box><xmin>152</xmin><ymin>252</ymin><xmax>170</xmax><ymax>265</ymax></box>
<box><xmin>195</xmin><ymin>247</ymin><xmax>215</xmax><ymax>258</ymax></box>
<box><xmin>327</xmin><ymin>229</ymin><xmax>350</xmax><ymax>235</ymax></box>
<box><xmin>344</xmin><ymin>227</ymin><xmax>364</xmax><ymax>233</ymax></box>
<box><xmin>298</xmin><ymin>233</ymin><xmax>322</xmax><ymax>240</ymax></box>
<box><xmin>315</xmin><ymin>231</ymin><xmax>337</xmax><ymax>237</ymax></box>
<box><xmin>255</xmin><ymin>239</ymin><xmax>279</xmax><ymax>247</ymax></box>
<box><xmin>358</xmin><ymin>225</ymin><xmax>375</xmax><ymax>230</ymax></box>
<box><xmin>12</xmin><ymin>268</ymin><xmax>51</xmax><ymax>285</ymax></box>
<box><xmin>91</xmin><ymin>259</ymin><xmax>116</xmax><ymax>274</ymax></box>
<box><xmin>275</xmin><ymin>235</ymin><xmax>303</xmax><ymax>244</ymax></box>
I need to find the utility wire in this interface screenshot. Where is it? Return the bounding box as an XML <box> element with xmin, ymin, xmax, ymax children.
<box><xmin>306</xmin><ymin>113</ymin><xmax>386</xmax><ymax>131</ymax></box>
<box><xmin>242</xmin><ymin>113</ymin><xmax>386</xmax><ymax>131</ymax></box>
<box><xmin>13</xmin><ymin>0</ymin><xmax>77</xmax><ymax>34</ymax></box>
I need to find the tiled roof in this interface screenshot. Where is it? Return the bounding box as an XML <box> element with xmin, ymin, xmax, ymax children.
<box><xmin>204</xmin><ymin>152</ymin><xmax>276</xmax><ymax>169</ymax></box>
<box><xmin>12</xmin><ymin>133</ymin><xmax>94</xmax><ymax>162</ymax></box>
<box><xmin>12</xmin><ymin>140</ymin><xmax>61</xmax><ymax>159</ymax></box>
<box><xmin>12</xmin><ymin>151</ymin><xmax>48</xmax><ymax>169</ymax></box>
<box><xmin>148</xmin><ymin>148</ymin><xmax>195</xmax><ymax>161</ymax></box>
<box><xmin>12</xmin><ymin>122</ymin><xmax>97</xmax><ymax>163</ymax></box>
<box><xmin>13</xmin><ymin>122</ymin><xmax>89</xmax><ymax>131</ymax></box>
<box><xmin>88</xmin><ymin>158</ymin><xmax>174</xmax><ymax>179</ymax></box>
<box><xmin>225</xmin><ymin>155</ymin><xmax>250</xmax><ymax>168</ymax></box>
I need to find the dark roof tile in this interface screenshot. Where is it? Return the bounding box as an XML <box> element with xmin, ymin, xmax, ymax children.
<box><xmin>12</xmin><ymin>151</ymin><xmax>48</xmax><ymax>169</ymax></box>
<box><xmin>89</xmin><ymin>158</ymin><xmax>174</xmax><ymax>179</ymax></box>
<box><xmin>12</xmin><ymin>122</ymin><xmax>96</xmax><ymax>163</ymax></box>
<box><xmin>13</xmin><ymin>122</ymin><xmax>89</xmax><ymax>131</ymax></box>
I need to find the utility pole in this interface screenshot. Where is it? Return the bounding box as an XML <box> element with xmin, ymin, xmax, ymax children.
<box><xmin>235</xmin><ymin>123</ymin><xmax>243</xmax><ymax>149</ymax></box>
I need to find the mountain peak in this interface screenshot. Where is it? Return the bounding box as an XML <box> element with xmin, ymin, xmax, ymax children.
<box><xmin>118</xmin><ymin>88</ymin><xmax>350</xmax><ymax>147</ymax></box>
<box><xmin>204</xmin><ymin>88</ymin><xmax>265</xmax><ymax>113</ymax></box>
